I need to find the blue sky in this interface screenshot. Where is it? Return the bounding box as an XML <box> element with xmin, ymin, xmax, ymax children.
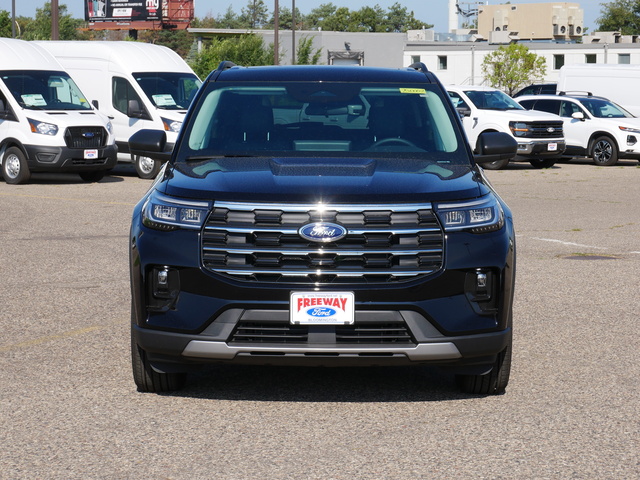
<box><xmin>9</xmin><ymin>1</ymin><xmax>602</xmax><ymax>33</ymax></box>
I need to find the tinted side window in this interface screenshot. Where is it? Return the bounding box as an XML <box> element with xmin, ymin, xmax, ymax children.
<box><xmin>112</xmin><ymin>77</ymin><xmax>144</xmax><ymax>115</ymax></box>
<box><xmin>532</xmin><ymin>99</ymin><xmax>560</xmax><ymax>115</ymax></box>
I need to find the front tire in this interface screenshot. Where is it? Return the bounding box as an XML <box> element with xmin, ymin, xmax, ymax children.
<box><xmin>481</xmin><ymin>158</ymin><xmax>510</xmax><ymax>170</ymax></box>
<box><xmin>456</xmin><ymin>344</ymin><xmax>512</xmax><ymax>395</ymax></box>
<box><xmin>131</xmin><ymin>329</ymin><xmax>186</xmax><ymax>393</ymax></box>
<box><xmin>134</xmin><ymin>155</ymin><xmax>161</xmax><ymax>179</ymax></box>
<box><xmin>79</xmin><ymin>170</ymin><xmax>106</xmax><ymax>182</ymax></box>
<box><xmin>529</xmin><ymin>158</ymin><xmax>556</xmax><ymax>169</ymax></box>
<box><xmin>2</xmin><ymin>147</ymin><xmax>31</xmax><ymax>184</ymax></box>
<box><xmin>591</xmin><ymin>136</ymin><xmax>618</xmax><ymax>166</ymax></box>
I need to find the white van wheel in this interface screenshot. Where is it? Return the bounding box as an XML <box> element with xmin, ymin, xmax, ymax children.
<box><xmin>2</xmin><ymin>147</ymin><xmax>31</xmax><ymax>184</ymax></box>
<box><xmin>135</xmin><ymin>155</ymin><xmax>160</xmax><ymax>179</ymax></box>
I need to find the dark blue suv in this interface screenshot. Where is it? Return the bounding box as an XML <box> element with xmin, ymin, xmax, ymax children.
<box><xmin>128</xmin><ymin>62</ymin><xmax>517</xmax><ymax>394</ymax></box>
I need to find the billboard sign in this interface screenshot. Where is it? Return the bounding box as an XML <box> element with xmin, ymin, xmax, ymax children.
<box><xmin>85</xmin><ymin>0</ymin><xmax>164</xmax><ymax>22</ymax></box>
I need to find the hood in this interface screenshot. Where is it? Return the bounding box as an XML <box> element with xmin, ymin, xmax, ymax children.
<box><xmin>160</xmin><ymin>157</ymin><xmax>488</xmax><ymax>203</ymax></box>
<box><xmin>479</xmin><ymin>109</ymin><xmax>561</xmax><ymax>122</ymax></box>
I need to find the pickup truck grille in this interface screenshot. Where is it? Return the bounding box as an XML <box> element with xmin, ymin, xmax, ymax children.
<box><xmin>521</xmin><ymin>121</ymin><xmax>564</xmax><ymax>138</ymax></box>
<box><xmin>201</xmin><ymin>202</ymin><xmax>444</xmax><ymax>284</ymax></box>
<box><xmin>64</xmin><ymin>127</ymin><xmax>108</xmax><ymax>148</ymax></box>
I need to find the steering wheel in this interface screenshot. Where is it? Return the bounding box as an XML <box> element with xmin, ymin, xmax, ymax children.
<box><xmin>371</xmin><ymin>137</ymin><xmax>417</xmax><ymax>148</ymax></box>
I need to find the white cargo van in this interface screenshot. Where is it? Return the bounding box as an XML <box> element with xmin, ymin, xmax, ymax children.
<box><xmin>558</xmin><ymin>64</ymin><xmax>640</xmax><ymax>116</ymax></box>
<box><xmin>0</xmin><ymin>38</ymin><xmax>117</xmax><ymax>184</ymax></box>
<box><xmin>36</xmin><ymin>41</ymin><xmax>201</xmax><ymax>178</ymax></box>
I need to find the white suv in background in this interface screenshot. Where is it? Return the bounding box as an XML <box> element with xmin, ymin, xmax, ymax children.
<box><xmin>518</xmin><ymin>93</ymin><xmax>640</xmax><ymax>166</ymax></box>
<box><xmin>447</xmin><ymin>85</ymin><xmax>565</xmax><ymax>169</ymax></box>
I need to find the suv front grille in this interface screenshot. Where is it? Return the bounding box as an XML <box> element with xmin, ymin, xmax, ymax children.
<box><xmin>201</xmin><ymin>202</ymin><xmax>444</xmax><ymax>284</ymax></box>
<box><xmin>521</xmin><ymin>121</ymin><xmax>564</xmax><ymax>138</ymax></box>
<box><xmin>230</xmin><ymin>320</ymin><xmax>414</xmax><ymax>344</ymax></box>
<box><xmin>64</xmin><ymin>127</ymin><xmax>107</xmax><ymax>148</ymax></box>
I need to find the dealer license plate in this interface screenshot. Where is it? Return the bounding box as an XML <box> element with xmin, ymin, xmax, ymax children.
<box><xmin>290</xmin><ymin>292</ymin><xmax>355</xmax><ymax>325</ymax></box>
<box><xmin>547</xmin><ymin>143</ymin><xmax>558</xmax><ymax>151</ymax></box>
<box><xmin>84</xmin><ymin>149</ymin><xmax>98</xmax><ymax>159</ymax></box>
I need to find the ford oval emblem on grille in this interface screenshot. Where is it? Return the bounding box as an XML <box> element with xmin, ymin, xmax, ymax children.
<box><xmin>547</xmin><ymin>127</ymin><xmax>555</xmax><ymax>133</ymax></box>
<box><xmin>82</xmin><ymin>132</ymin><xmax>95</xmax><ymax>138</ymax></box>
<box><xmin>299</xmin><ymin>222</ymin><xmax>347</xmax><ymax>243</ymax></box>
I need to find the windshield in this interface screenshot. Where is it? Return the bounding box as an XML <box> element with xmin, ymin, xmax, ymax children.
<box><xmin>134</xmin><ymin>72</ymin><xmax>201</xmax><ymax>110</ymax></box>
<box><xmin>464</xmin><ymin>89</ymin><xmax>523</xmax><ymax>111</ymax></box>
<box><xmin>1</xmin><ymin>70</ymin><xmax>91</xmax><ymax>111</ymax></box>
<box><xmin>179</xmin><ymin>81</ymin><xmax>469</xmax><ymax>165</ymax></box>
<box><xmin>578</xmin><ymin>98</ymin><xmax>633</xmax><ymax>118</ymax></box>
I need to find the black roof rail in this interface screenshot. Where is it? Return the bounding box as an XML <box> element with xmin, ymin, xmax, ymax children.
<box><xmin>217</xmin><ymin>61</ymin><xmax>237</xmax><ymax>71</ymax></box>
<box><xmin>408</xmin><ymin>62</ymin><xmax>429</xmax><ymax>74</ymax></box>
<box><xmin>558</xmin><ymin>91</ymin><xmax>593</xmax><ymax>96</ymax></box>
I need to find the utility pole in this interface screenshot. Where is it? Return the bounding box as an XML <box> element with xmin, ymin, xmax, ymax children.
<box><xmin>274</xmin><ymin>0</ymin><xmax>279</xmax><ymax>65</ymax></box>
<box><xmin>11</xmin><ymin>0</ymin><xmax>15</xmax><ymax>38</ymax></box>
<box><xmin>51</xmin><ymin>0</ymin><xmax>59</xmax><ymax>40</ymax></box>
<box><xmin>291</xmin><ymin>0</ymin><xmax>296</xmax><ymax>64</ymax></box>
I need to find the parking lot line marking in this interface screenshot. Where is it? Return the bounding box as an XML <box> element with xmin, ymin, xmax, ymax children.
<box><xmin>0</xmin><ymin>325</ymin><xmax>105</xmax><ymax>353</ymax></box>
<box><xmin>0</xmin><ymin>191</ymin><xmax>136</xmax><ymax>206</ymax></box>
<box><xmin>530</xmin><ymin>237</ymin><xmax>608</xmax><ymax>250</ymax></box>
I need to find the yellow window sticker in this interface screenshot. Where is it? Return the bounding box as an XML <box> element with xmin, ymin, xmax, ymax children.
<box><xmin>400</xmin><ymin>88</ymin><xmax>426</xmax><ymax>94</ymax></box>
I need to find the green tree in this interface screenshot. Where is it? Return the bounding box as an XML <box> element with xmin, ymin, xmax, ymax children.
<box><xmin>385</xmin><ymin>3</ymin><xmax>432</xmax><ymax>32</ymax></box>
<box><xmin>22</xmin><ymin>2</ymin><xmax>87</xmax><ymax>40</ymax></box>
<box><xmin>139</xmin><ymin>29</ymin><xmax>193</xmax><ymax>58</ymax></box>
<box><xmin>240</xmin><ymin>0</ymin><xmax>269</xmax><ymax>28</ymax></box>
<box><xmin>191</xmin><ymin>34</ymin><xmax>274</xmax><ymax>78</ymax></box>
<box><xmin>296</xmin><ymin>36</ymin><xmax>322</xmax><ymax>65</ymax></box>
<box><xmin>216</xmin><ymin>6</ymin><xmax>243</xmax><ymax>29</ymax></box>
<box><xmin>0</xmin><ymin>10</ymin><xmax>12</xmax><ymax>37</ymax></box>
<box><xmin>597</xmin><ymin>0</ymin><xmax>640</xmax><ymax>34</ymax></box>
<box><xmin>482</xmin><ymin>43</ymin><xmax>547</xmax><ymax>96</ymax></box>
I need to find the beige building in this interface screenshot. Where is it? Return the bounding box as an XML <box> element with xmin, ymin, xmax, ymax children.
<box><xmin>477</xmin><ymin>2</ymin><xmax>584</xmax><ymax>42</ymax></box>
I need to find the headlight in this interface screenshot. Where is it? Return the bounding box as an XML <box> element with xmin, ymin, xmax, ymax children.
<box><xmin>619</xmin><ymin>126</ymin><xmax>640</xmax><ymax>134</ymax></box>
<box><xmin>161</xmin><ymin>117</ymin><xmax>182</xmax><ymax>133</ymax></box>
<box><xmin>106</xmin><ymin>121</ymin><xmax>114</xmax><ymax>135</ymax></box>
<box><xmin>509</xmin><ymin>121</ymin><xmax>529</xmax><ymax>137</ymax></box>
<box><xmin>436</xmin><ymin>196</ymin><xmax>504</xmax><ymax>234</ymax></box>
<box><xmin>28</xmin><ymin>118</ymin><xmax>58</xmax><ymax>136</ymax></box>
<box><xmin>142</xmin><ymin>192</ymin><xmax>211</xmax><ymax>231</ymax></box>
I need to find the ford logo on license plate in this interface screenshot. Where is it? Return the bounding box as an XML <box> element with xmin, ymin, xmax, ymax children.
<box><xmin>299</xmin><ymin>222</ymin><xmax>347</xmax><ymax>243</ymax></box>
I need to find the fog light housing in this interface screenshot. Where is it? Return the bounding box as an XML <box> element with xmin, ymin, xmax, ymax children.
<box><xmin>465</xmin><ymin>269</ymin><xmax>498</xmax><ymax>315</ymax></box>
<box><xmin>148</xmin><ymin>266</ymin><xmax>180</xmax><ymax>311</ymax></box>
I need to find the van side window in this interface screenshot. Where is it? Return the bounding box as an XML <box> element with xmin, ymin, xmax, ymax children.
<box><xmin>112</xmin><ymin>77</ymin><xmax>143</xmax><ymax>115</ymax></box>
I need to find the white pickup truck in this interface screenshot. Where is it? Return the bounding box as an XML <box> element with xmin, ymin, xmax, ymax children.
<box><xmin>447</xmin><ymin>85</ymin><xmax>565</xmax><ymax>169</ymax></box>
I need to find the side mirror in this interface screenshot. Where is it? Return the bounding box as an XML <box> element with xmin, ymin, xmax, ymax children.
<box><xmin>457</xmin><ymin>107</ymin><xmax>471</xmax><ymax>117</ymax></box>
<box><xmin>571</xmin><ymin>111</ymin><xmax>585</xmax><ymax>121</ymax></box>
<box><xmin>129</xmin><ymin>129</ymin><xmax>172</xmax><ymax>162</ymax></box>
<box><xmin>474</xmin><ymin>131</ymin><xmax>518</xmax><ymax>164</ymax></box>
<box><xmin>0</xmin><ymin>99</ymin><xmax>12</xmax><ymax>120</ymax></box>
<box><xmin>128</xmin><ymin>99</ymin><xmax>147</xmax><ymax>119</ymax></box>
<box><xmin>92</xmin><ymin>99</ymin><xmax>99</xmax><ymax>109</ymax></box>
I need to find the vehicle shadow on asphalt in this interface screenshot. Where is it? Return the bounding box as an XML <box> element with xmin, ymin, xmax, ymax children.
<box><xmin>163</xmin><ymin>365</ymin><xmax>485</xmax><ymax>402</ymax></box>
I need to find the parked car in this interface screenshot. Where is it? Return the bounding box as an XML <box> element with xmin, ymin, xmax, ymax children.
<box><xmin>518</xmin><ymin>93</ymin><xmax>640</xmax><ymax>166</ymax></box>
<box><xmin>128</xmin><ymin>61</ymin><xmax>517</xmax><ymax>395</ymax></box>
<box><xmin>447</xmin><ymin>85</ymin><xmax>565</xmax><ymax>170</ymax></box>
<box><xmin>513</xmin><ymin>83</ymin><xmax>557</xmax><ymax>97</ymax></box>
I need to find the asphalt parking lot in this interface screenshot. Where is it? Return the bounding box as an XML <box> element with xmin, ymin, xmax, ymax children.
<box><xmin>1</xmin><ymin>159</ymin><xmax>639</xmax><ymax>479</ymax></box>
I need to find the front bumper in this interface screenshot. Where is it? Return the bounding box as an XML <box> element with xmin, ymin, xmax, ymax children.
<box><xmin>24</xmin><ymin>144</ymin><xmax>118</xmax><ymax>172</ymax></box>
<box><xmin>516</xmin><ymin>139</ymin><xmax>566</xmax><ymax>157</ymax></box>
<box><xmin>132</xmin><ymin>308</ymin><xmax>512</xmax><ymax>369</ymax></box>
